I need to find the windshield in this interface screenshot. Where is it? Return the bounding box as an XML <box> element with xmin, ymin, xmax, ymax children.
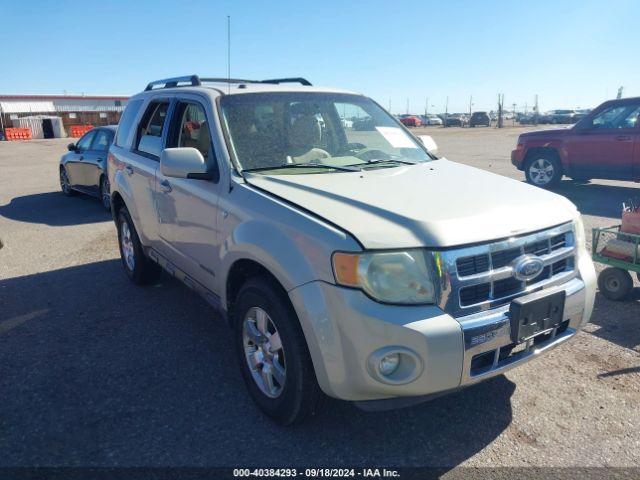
<box><xmin>219</xmin><ymin>92</ymin><xmax>432</xmax><ymax>173</ymax></box>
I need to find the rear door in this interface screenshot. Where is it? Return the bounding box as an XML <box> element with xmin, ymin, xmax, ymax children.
<box><xmin>566</xmin><ymin>101</ymin><xmax>640</xmax><ymax>180</ymax></box>
<box><xmin>155</xmin><ymin>96</ymin><xmax>222</xmax><ymax>291</ymax></box>
<box><xmin>65</xmin><ymin>130</ymin><xmax>96</xmax><ymax>187</ymax></box>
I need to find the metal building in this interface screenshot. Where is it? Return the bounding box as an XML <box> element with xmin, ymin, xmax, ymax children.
<box><xmin>0</xmin><ymin>94</ymin><xmax>128</xmax><ymax>138</ymax></box>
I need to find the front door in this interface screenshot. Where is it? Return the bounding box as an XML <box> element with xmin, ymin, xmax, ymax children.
<box><xmin>155</xmin><ymin>98</ymin><xmax>222</xmax><ymax>292</ymax></box>
<box><xmin>566</xmin><ymin>101</ymin><xmax>640</xmax><ymax>180</ymax></box>
<box><xmin>65</xmin><ymin>130</ymin><xmax>96</xmax><ymax>187</ymax></box>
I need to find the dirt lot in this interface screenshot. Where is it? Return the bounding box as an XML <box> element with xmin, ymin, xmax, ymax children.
<box><xmin>0</xmin><ymin>128</ymin><xmax>638</xmax><ymax>470</ymax></box>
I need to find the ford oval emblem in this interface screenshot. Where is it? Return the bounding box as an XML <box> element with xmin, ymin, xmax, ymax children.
<box><xmin>513</xmin><ymin>255</ymin><xmax>544</xmax><ymax>281</ymax></box>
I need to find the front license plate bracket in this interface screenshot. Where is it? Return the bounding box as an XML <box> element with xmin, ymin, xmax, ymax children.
<box><xmin>509</xmin><ymin>290</ymin><xmax>566</xmax><ymax>343</ymax></box>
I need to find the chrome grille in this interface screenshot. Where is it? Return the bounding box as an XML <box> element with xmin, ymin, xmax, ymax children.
<box><xmin>437</xmin><ymin>223</ymin><xmax>577</xmax><ymax>317</ymax></box>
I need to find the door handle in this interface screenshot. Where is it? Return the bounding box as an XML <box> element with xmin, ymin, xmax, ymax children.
<box><xmin>124</xmin><ymin>165</ymin><xmax>134</xmax><ymax>175</ymax></box>
<box><xmin>79</xmin><ymin>156</ymin><xmax>84</xmax><ymax>161</ymax></box>
<box><xmin>97</xmin><ymin>157</ymin><xmax>104</xmax><ymax>162</ymax></box>
<box><xmin>159</xmin><ymin>179</ymin><xmax>172</xmax><ymax>193</ymax></box>
<box><xmin>616</xmin><ymin>135</ymin><xmax>631</xmax><ymax>141</ymax></box>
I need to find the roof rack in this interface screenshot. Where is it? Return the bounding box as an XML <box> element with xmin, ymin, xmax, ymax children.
<box><xmin>145</xmin><ymin>75</ymin><xmax>201</xmax><ymax>91</ymax></box>
<box><xmin>144</xmin><ymin>75</ymin><xmax>313</xmax><ymax>91</ymax></box>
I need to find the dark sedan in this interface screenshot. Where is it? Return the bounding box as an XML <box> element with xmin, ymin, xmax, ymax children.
<box><xmin>59</xmin><ymin>125</ymin><xmax>117</xmax><ymax>210</ymax></box>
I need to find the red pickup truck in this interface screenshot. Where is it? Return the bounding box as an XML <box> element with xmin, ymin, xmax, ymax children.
<box><xmin>512</xmin><ymin>97</ymin><xmax>640</xmax><ymax>188</ymax></box>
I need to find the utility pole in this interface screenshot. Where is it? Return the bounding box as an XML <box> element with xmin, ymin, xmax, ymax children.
<box><xmin>444</xmin><ymin>96</ymin><xmax>449</xmax><ymax>127</ymax></box>
<box><xmin>424</xmin><ymin>97</ymin><xmax>429</xmax><ymax>116</ymax></box>
<box><xmin>497</xmin><ymin>93</ymin><xmax>504</xmax><ymax>128</ymax></box>
<box><xmin>533</xmin><ymin>94</ymin><xmax>539</xmax><ymax>126</ymax></box>
<box><xmin>524</xmin><ymin>102</ymin><xmax>528</xmax><ymax>115</ymax></box>
<box><xmin>512</xmin><ymin>103</ymin><xmax>517</xmax><ymax>125</ymax></box>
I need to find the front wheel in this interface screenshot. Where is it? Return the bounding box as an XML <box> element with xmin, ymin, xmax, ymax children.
<box><xmin>598</xmin><ymin>267</ymin><xmax>633</xmax><ymax>301</ymax></box>
<box><xmin>234</xmin><ymin>277</ymin><xmax>324</xmax><ymax>425</ymax></box>
<box><xmin>525</xmin><ymin>154</ymin><xmax>562</xmax><ymax>188</ymax></box>
<box><xmin>59</xmin><ymin>167</ymin><xmax>76</xmax><ymax>196</ymax></box>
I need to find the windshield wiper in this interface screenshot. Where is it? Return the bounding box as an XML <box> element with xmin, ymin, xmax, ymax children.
<box><xmin>349</xmin><ymin>158</ymin><xmax>418</xmax><ymax>166</ymax></box>
<box><xmin>243</xmin><ymin>163</ymin><xmax>359</xmax><ymax>173</ymax></box>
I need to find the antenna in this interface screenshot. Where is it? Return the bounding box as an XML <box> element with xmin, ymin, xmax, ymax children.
<box><xmin>227</xmin><ymin>15</ymin><xmax>231</xmax><ymax>94</ymax></box>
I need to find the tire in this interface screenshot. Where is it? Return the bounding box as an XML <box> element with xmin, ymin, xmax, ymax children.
<box><xmin>99</xmin><ymin>175</ymin><xmax>111</xmax><ymax>211</ymax></box>
<box><xmin>233</xmin><ymin>276</ymin><xmax>324</xmax><ymax>425</ymax></box>
<box><xmin>116</xmin><ymin>207</ymin><xmax>161</xmax><ymax>285</ymax></box>
<box><xmin>524</xmin><ymin>153</ymin><xmax>563</xmax><ymax>188</ymax></box>
<box><xmin>59</xmin><ymin>167</ymin><xmax>76</xmax><ymax>196</ymax></box>
<box><xmin>598</xmin><ymin>267</ymin><xmax>633</xmax><ymax>301</ymax></box>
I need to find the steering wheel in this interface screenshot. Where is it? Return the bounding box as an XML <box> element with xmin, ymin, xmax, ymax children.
<box><xmin>335</xmin><ymin>142</ymin><xmax>367</xmax><ymax>157</ymax></box>
<box><xmin>354</xmin><ymin>148</ymin><xmax>391</xmax><ymax>161</ymax></box>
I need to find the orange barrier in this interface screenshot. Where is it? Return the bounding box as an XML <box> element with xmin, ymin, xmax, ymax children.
<box><xmin>4</xmin><ymin>128</ymin><xmax>32</xmax><ymax>141</ymax></box>
<box><xmin>69</xmin><ymin>125</ymin><xmax>94</xmax><ymax>138</ymax></box>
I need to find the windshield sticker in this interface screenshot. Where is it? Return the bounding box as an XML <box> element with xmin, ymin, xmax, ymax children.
<box><xmin>375</xmin><ymin>127</ymin><xmax>418</xmax><ymax>149</ymax></box>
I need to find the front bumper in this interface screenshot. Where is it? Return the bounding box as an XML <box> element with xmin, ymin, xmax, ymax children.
<box><xmin>288</xmin><ymin>251</ymin><xmax>595</xmax><ymax>403</ymax></box>
<box><xmin>511</xmin><ymin>146</ymin><xmax>525</xmax><ymax>168</ymax></box>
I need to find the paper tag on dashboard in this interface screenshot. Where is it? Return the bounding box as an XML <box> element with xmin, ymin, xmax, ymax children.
<box><xmin>375</xmin><ymin>127</ymin><xmax>417</xmax><ymax>148</ymax></box>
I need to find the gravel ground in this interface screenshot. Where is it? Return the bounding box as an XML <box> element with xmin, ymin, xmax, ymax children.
<box><xmin>0</xmin><ymin>130</ymin><xmax>638</xmax><ymax>470</ymax></box>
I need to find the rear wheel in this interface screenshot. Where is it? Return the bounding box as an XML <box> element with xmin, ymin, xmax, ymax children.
<box><xmin>116</xmin><ymin>207</ymin><xmax>161</xmax><ymax>285</ymax></box>
<box><xmin>59</xmin><ymin>167</ymin><xmax>76</xmax><ymax>196</ymax></box>
<box><xmin>234</xmin><ymin>277</ymin><xmax>324</xmax><ymax>425</ymax></box>
<box><xmin>99</xmin><ymin>175</ymin><xmax>111</xmax><ymax>211</ymax></box>
<box><xmin>525</xmin><ymin>153</ymin><xmax>562</xmax><ymax>188</ymax></box>
<box><xmin>598</xmin><ymin>267</ymin><xmax>633</xmax><ymax>301</ymax></box>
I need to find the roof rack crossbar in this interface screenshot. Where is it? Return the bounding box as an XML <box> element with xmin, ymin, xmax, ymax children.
<box><xmin>145</xmin><ymin>75</ymin><xmax>201</xmax><ymax>91</ymax></box>
<box><xmin>261</xmin><ymin>77</ymin><xmax>312</xmax><ymax>86</ymax></box>
<box><xmin>200</xmin><ymin>77</ymin><xmax>260</xmax><ymax>84</ymax></box>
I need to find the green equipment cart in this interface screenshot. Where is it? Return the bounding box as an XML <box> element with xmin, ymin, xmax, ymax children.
<box><xmin>592</xmin><ymin>225</ymin><xmax>640</xmax><ymax>301</ymax></box>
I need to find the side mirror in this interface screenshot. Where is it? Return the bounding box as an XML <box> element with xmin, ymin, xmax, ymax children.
<box><xmin>68</xmin><ymin>143</ymin><xmax>77</xmax><ymax>152</ymax></box>
<box><xmin>160</xmin><ymin>147</ymin><xmax>210</xmax><ymax>179</ymax></box>
<box><xmin>418</xmin><ymin>135</ymin><xmax>438</xmax><ymax>153</ymax></box>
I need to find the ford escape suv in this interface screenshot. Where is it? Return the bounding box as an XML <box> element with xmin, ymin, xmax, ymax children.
<box><xmin>108</xmin><ymin>75</ymin><xmax>596</xmax><ymax>425</ymax></box>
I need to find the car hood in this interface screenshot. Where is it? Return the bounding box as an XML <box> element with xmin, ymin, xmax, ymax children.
<box><xmin>520</xmin><ymin>127</ymin><xmax>572</xmax><ymax>139</ymax></box>
<box><xmin>245</xmin><ymin>159</ymin><xmax>578</xmax><ymax>249</ymax></box>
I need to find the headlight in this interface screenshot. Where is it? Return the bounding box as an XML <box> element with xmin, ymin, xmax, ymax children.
<box><xmin>573</xmin><ymin>215</ymin><xmax>586</xmax><ymax>251</ymax></box>
<box><xmin>332</xmin><ymin>250</ymin><xmax>436</xmax><ymax>304</ymax></box>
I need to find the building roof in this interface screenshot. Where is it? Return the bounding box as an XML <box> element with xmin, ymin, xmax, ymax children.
<box><xmin>0</xmin><ymin>94</ymin><xmax>129</xmax><ymax>114</ymax></box>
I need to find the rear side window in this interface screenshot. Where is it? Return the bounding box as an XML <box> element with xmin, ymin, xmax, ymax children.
<box><xmin>136</xmin><ymin>101</ymin><xmax>170</xmax><ymax>158</ymax></box>
<box><xmin>115</xmin><ymin>99</ymin><xmax>143</xmax><ymax>147</ymax></box>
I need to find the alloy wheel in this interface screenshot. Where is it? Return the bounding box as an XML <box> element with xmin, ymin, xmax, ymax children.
<box><xmin>242</xmin><ymin>306</ymin><xmax>286</xmax><ymax>398</ymax></box>
<box><xmin>60</xmin><ymin>169</ymin><xmax>70</xmax><ymax>193</ymax></box>
<box><xmin>101</xmin><ymin>177</ymin><xmax>111</xmax><ymax>210</ymax></box>
<box><xmin>528</xmin><ymin>158</ymin><xmax>555</xmax><ymax>186</ymax></box>
<box><xmin>120</xmin><ymin>221</ymin><xmax>135</xmax><ymax>271</ymax></box>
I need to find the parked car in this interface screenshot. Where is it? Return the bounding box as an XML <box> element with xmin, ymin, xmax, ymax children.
<box><xmin>60</xmin><ymin>125</ymin><xmax>116</xmax><ymax>210</ymax></box>
<box><xmin>469</xmin><ymin>111</ymin><xmax>491</xmax><ymax>127</ymax></box>
<box><xmin>512</xmin><ymin>97</ymin><xmax>640</xmax><ymax>188</ymax></box>
<box><xmin>399</xmin><ymin>115</ymin><xmax>422</xmax><ymax>127</ymax></box>
<box><xmin>419</xmin><ymin>114</ymin><xmax>443</xmax><ymax>126</ymax></box>
<box><xmin>547</xmin><ymin>109</ymin><xmax>578</xmax><ymax>124</ymax></box>
<box><xmin>443</xmin><ymin>115</ymin><xmax>463</xmax><ymax>127</ymax></box>
<box><xmin>109</xmin><ymin>75</ymin><xmax>595</xmax><ymax>425</ymax></box>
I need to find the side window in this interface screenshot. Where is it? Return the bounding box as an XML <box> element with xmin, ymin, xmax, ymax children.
<box><xmin>168</xmin><ymin>101</ymin><xmax>218</xmax><ymax>181</ymax></box>
<box><xmin>76</xmin><ymin>130</ymin><xmax>96</xmax><ymax>151</ymax></box>
<box><xmin>91</xmin><ymin>130</ymin><xmax>112</xmax><ymax>152</ymax></box>
<box><xmin>135</xmin><ymin>101</ymin><xmax>169</xmax><ymax>158</ymax></box>
<box><xmin>591</xmin><ymin>103</ymin><xmax>640</xmax><ymax>130</ymax></box>
<box><xmin>115</xmin><ymin>99</ymin><xmax>143</xmax><ymax>147</ymax></box>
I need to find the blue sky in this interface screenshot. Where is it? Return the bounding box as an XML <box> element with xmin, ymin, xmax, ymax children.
<box><xmin>1</xmin><ymin>0</ymin><xmax>638</xmax><ymax>113</ymax></box>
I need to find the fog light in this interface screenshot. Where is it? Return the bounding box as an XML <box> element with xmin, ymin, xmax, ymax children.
<box><xmin>379</xmin><ymin>353</ymin><xmax>400</xmax><ymax>376</ymax></box>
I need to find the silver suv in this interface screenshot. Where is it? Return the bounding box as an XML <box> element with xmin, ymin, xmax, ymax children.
<box><xmin>108</xmin><ymin>75</ymin><xmax>596</xmax><ymax>424</ymax></box>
